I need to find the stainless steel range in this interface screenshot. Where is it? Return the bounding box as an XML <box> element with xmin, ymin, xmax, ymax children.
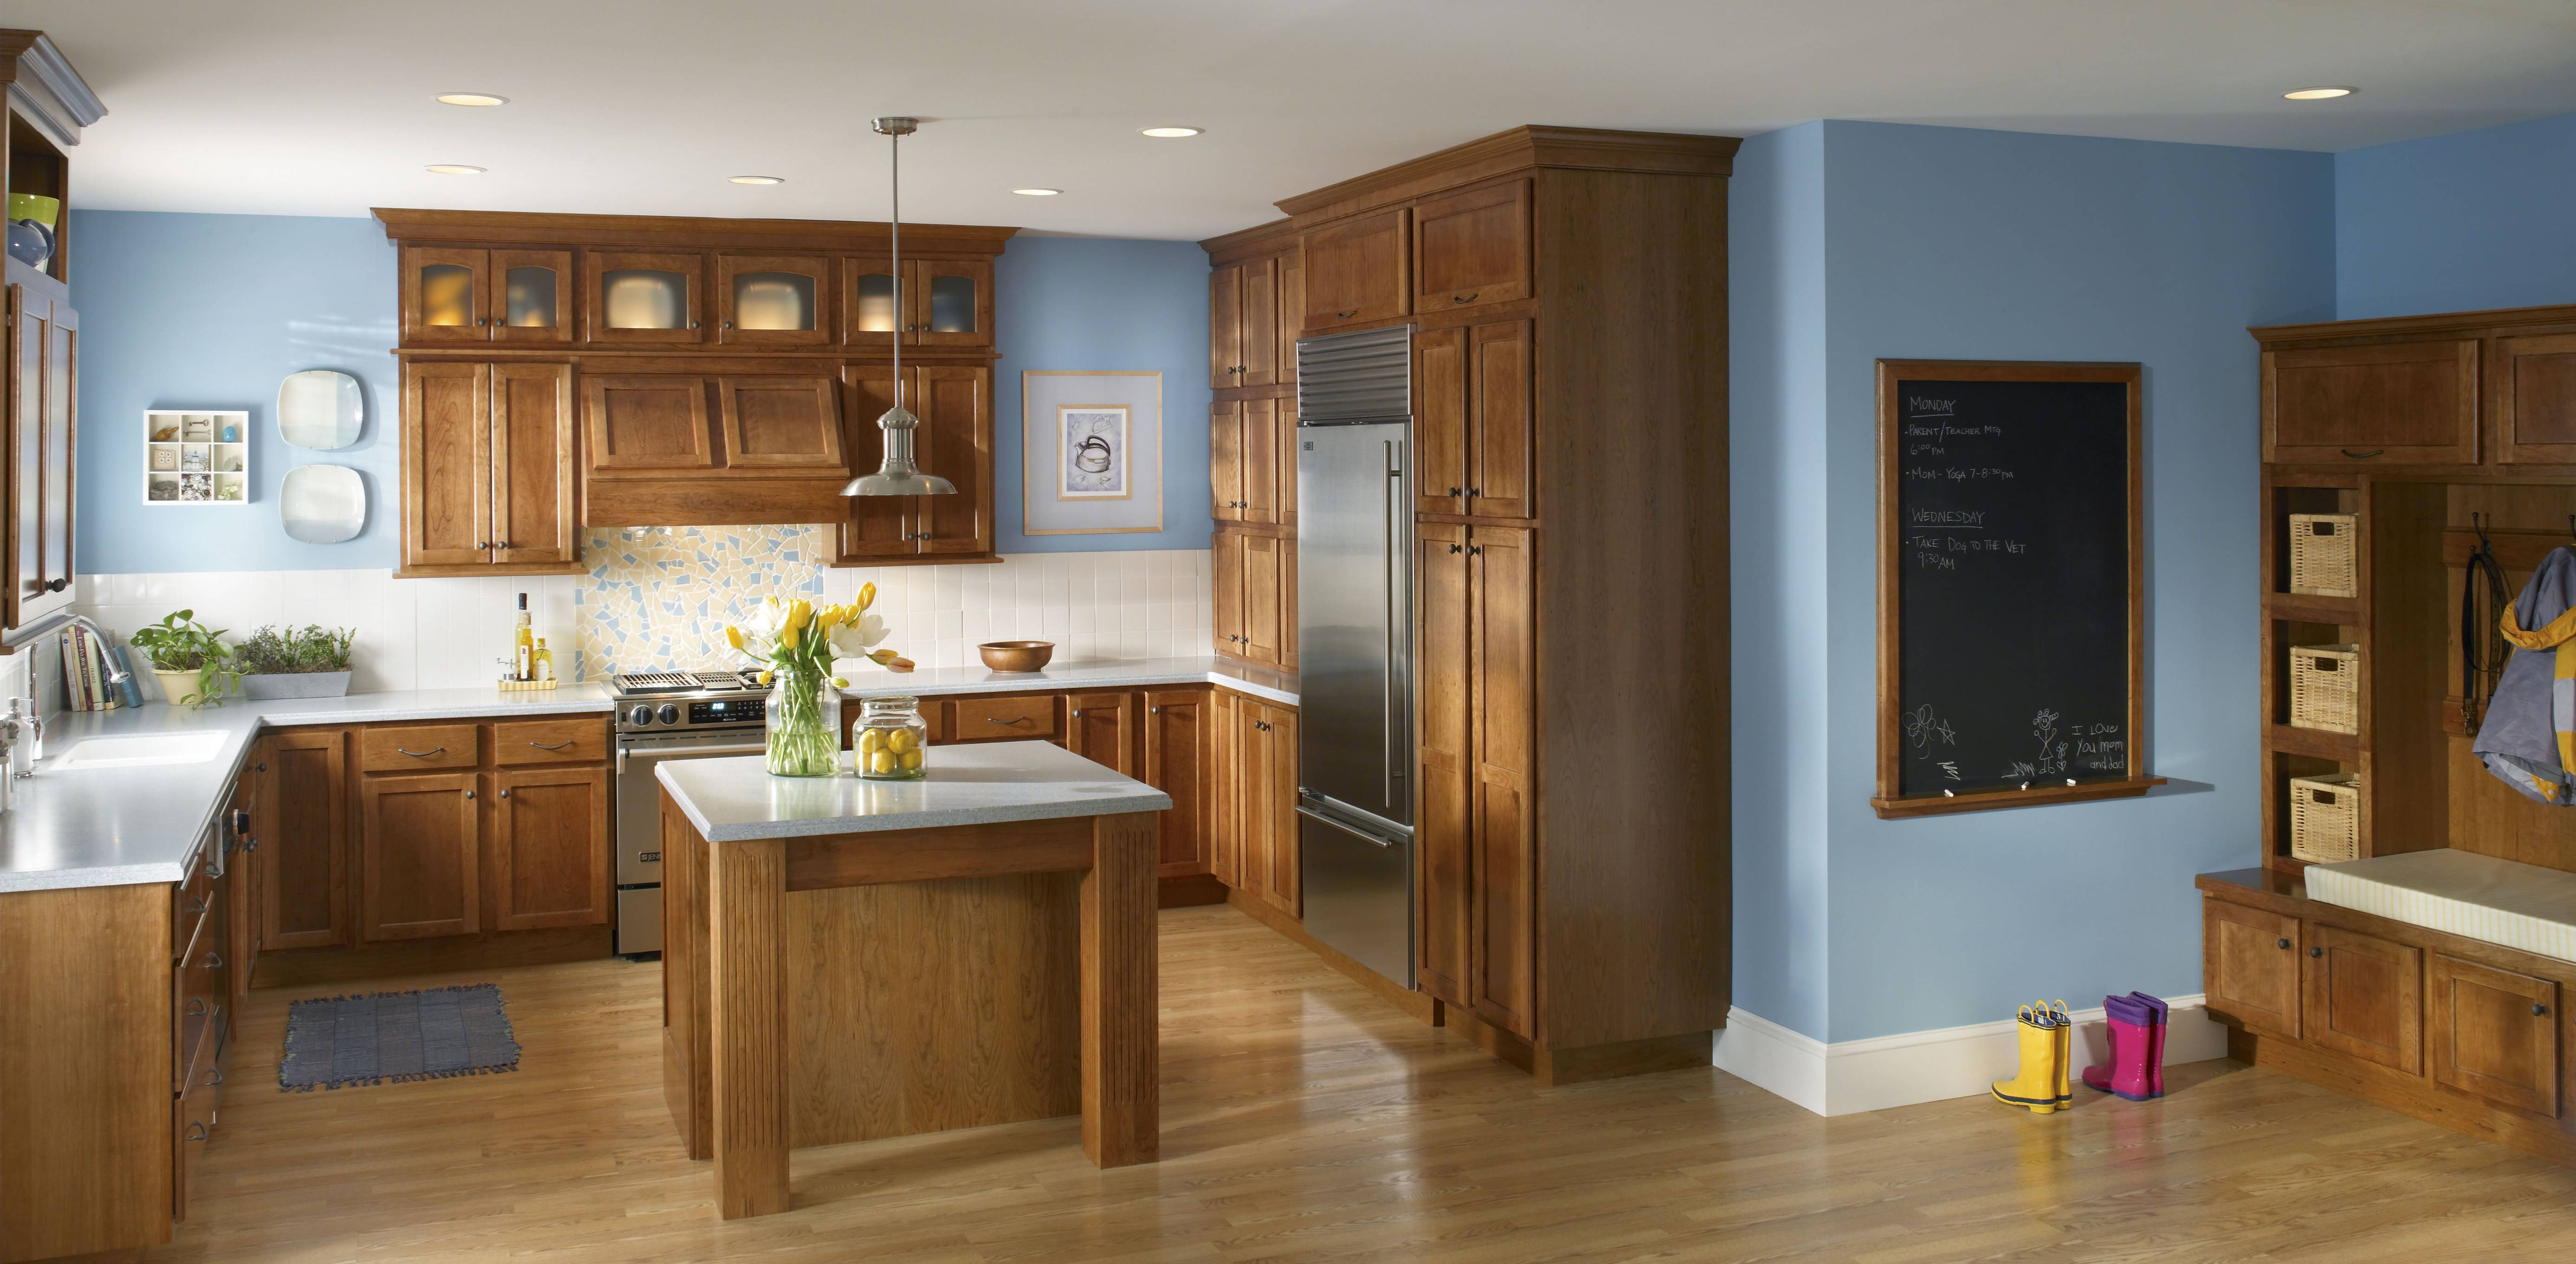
<box><xmin>608</xmin><ymin>669</ymin><xmax>774</xmax><ymax>957</ymax></box>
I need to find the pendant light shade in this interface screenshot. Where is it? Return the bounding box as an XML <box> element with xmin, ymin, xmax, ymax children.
<box><xmin>845</xmin><ymin>115</ymin><xmax>956</xmax><ymax>498</ymax></box>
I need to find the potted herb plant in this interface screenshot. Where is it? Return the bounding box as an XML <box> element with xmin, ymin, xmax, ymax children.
<box><xmin>235</xmin><ymin>625</ymin><xmax>356</xmax><ymax>700</ymax></box>
<box><xmin>128</xmin><ymin>609</ymin><xmax>240</xmax><ymax>707</ymax></box>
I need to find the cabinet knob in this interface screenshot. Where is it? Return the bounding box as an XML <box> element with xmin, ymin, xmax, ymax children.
<box><xmin>723</xmin><ymin>321</ymin><xmax>735</xmax><ymax>330</ymax></box>
<box><xmin>1449</xmin><ymin>543</ymin><xmax>1461</xmax><ymax>553</ymax></box>
<box><xmin>1150</xmin><ymin>706</ymin><xmax>1160</xmax><ymax>714</ymax></box>
<box><xmin>478</xmin><ymin>541</ymin><xmax>491</xmax><ymax>551</ymax></box>
<box><xmin>2536</xmin><ymin>1003</ymin><xmax>2552</xmax><ymax>1016</ymax></box>
<box><xmin>43</xmin><ymin>579</ymin><xmax>65</xmax><ymax>593</ymax></box>
<box><xmin>689</xmin><ymin>321</ymin><xmax>700</xmax><ymax>329</ymax></box>
<box><xmin>1470</xmin><ymin>487</ymin><xmax>1482</xmax><ymax>497</ymax></box>
<box><xmin>2308</xmin><ymin>946</ymin><xmax>2323</xmax><ymax>958</ymax></box>
<box><xmin>2277</xmin><ymin>938</ymin><xmax>2292</xmax><ymax>949</ymax></box>
<box><xmin>1468</xmin><ymin>545</ymin><xmax>1484</xmax><ymax>556</ymax></box>
<box><xmin>1070</xmin><ymin>709</ymin><xmax>1081</xmax><ymax>718</ymax></box>
<box><xmin>466</xmin><ymin>789</ymin><xmax>477</xmax><ymax>800</ymax></box>
<box><xmin>1449</xmin><ymin>487</ymin><xmax>1462</xmax><ymax>497</ymax></box>
<box><xmin>477</xmin><ymin>316</ymin><xmax>490</xmax><ymax>326</ymax></box>
<box><xmin>500</xmin><ymin>788</ymin><xmax>511</xmax><ymax>799</ymax></box>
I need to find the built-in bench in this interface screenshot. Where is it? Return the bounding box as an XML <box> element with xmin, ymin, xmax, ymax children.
<box><xmin>2307</xmin><ymin>849</ymin><xmax>2576</xmax><ymax>967</ymax></box>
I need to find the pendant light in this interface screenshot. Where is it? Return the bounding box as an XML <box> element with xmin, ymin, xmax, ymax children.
<box><xmin>844</xmin><ymin>115</ymin><xmax>956</xmax><ymax>497</ymax></box>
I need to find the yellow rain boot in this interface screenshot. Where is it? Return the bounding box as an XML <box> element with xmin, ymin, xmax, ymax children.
<box><xmin>1991</xmin><ymin>1005</ymin><xmax>2060</xmax><ymax>1113</ymax></box>
<box><xmin>2048</xmin><ymin>1000</ymin><xmax>2073</xmax><ymax>1107</ymax></box>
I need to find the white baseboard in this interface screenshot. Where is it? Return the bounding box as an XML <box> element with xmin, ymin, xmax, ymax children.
<box><xmin>1714</xmin><ymin>995</ymin><xmax>2228</xmax><ymax>1117</ymax></box>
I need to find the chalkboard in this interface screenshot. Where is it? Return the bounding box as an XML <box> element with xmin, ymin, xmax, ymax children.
<box><xmin>1873</xmin><ymin>361</ymin><xmax>2158</xmax><ymax>818</ymax></box>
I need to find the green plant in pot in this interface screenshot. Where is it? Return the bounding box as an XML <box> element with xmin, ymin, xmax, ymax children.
<box><xmin>129</xmin><ymin>609</ymin><xmax>240</xmax><ymax>706</ymax></box>
<box><xmin>234</xmin><ymin>625</ymin><xmax>357</xmax><ymax>700</ymax></box>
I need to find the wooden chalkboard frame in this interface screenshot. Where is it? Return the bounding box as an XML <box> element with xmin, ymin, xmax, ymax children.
<box><xmin>1872</xmin><ymin>359</ymin><xmax>2165</xmax><ymax>819</ymax></box>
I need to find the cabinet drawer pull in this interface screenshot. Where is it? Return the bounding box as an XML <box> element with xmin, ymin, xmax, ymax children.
<box><xmin>1453</xmin><ymin>293</ymin><xmax>1477</xmax><ymax>303</ymax></box>
<box><xmin>2308</xmin><ymin>946</ymin><xmax>2323</xmax><ymax>958</ymax></box>
<box><xmin>186</xmin><ymin>998</ymin><xmax>208</xmax><ymax>1017</ymax></box>
<box><xmin>2276</xmin><ymin>937</ymin><xmax>2292</xmax><ymax>949</ymax></box>
<box><xmin>987</xmin><ymin>715</ymin><xmax>1033</xmax><ymax>726</ymax></box>
<box><xmin>2339</xmin><ymin>448</ymin><xmax>2385</xmax><ymax>459</ymax></box>
<box><xmin>2537</xmin><ymin>1004</ymin><xmax>2552</xmax><ymax>1017</ymax></box>
<box><xmin>186</xmin><ymin>1122</ymin><xmax>209</xmax><ymax>1143</ymax></box>
<box><xmin>528</xmin><ymin>739</ymin><xmax>576</xmax><ymax>750</ymax></box>
<box><xmin>1336</xmin><ymin>310</ymin><xmax>1357</xmax><ymax>320</ymax></box>
<box><xmin>397</xmin><ymin>746</ymin><xmax>447</xmax><ymax>759</ymax></box>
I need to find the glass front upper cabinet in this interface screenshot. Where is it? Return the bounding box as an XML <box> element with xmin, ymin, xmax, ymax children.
<box><xmin>718</xmin><ymin>255</ymin><xmax>831</xmax><ymax>346</ymax></box>
<box><xmin>583</xmin><ymin>250</ymin><xmax>705</xmax><ymax>343</ymax></box>
<box><xmin>399</xmin><ymin>246</ymin><xmax>571</xmax><ymax>345</ymax></box>
<box><xmin>842</xmin><ymin>259</ymin><xmax>992</xmax><ymax>348</ymax></box>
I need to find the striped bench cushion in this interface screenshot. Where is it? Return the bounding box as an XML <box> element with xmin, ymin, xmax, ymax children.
<box><xmin>2306</xmin><ymin>849</ymin><xmax>2576</xmax><ymax>966</ymax></box>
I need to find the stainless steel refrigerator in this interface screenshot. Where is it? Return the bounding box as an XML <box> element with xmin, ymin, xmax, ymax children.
<box><xmin>1293</xmin><ymin>324</ymin><xmax>1414</xmax><ymax>989</ymax></box>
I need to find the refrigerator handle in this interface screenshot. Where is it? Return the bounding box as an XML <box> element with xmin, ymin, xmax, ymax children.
<box><xmin>1384</xmin><ymin>437</ymin><xmax>1404</xmax><ymax>810</ymax></box>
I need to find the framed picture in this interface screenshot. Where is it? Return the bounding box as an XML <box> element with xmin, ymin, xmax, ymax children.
<box><xmin>1021</xmin><ymin>371</ymin><xmax>1163</xmax><ymax>535</ymax></box>
<box><xmin>1057</xmin><ymin>405</ymin><xmax>1130</xmax><ymax>500</ymax></box>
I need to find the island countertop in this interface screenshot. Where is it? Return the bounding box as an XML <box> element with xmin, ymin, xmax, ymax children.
<box><xmin>655</xmin><ymin>740</ymin><xmax>1173</xmax><ymax>842</ymax></box>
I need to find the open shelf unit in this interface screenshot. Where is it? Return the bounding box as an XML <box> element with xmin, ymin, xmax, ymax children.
<box><xmin>143</xmin><ymin>409</ymin><xmax>249</xmax><ymax>505</ymax></box>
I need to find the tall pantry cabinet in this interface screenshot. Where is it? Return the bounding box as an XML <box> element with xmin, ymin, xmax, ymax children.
<box><xmin>1213</xmin><ymin>126</ymin><xmax>1735</xmax><ymax>1085</ymax></box>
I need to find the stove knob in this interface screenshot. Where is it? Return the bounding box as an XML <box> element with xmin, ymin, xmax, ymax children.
<box><xmin>658</xmin><ymin>703</ymin><xmax>682</xmax><ymax>726</ymax></box>
<box><xmin>628</xmin><ymin>704</ymin><xmax>654</xmax><ymax>727</ymax></box>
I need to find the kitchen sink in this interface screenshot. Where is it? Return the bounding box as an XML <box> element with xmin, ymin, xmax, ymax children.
<box><xmin>51</xmin><ymin>731</ymin><xmax>229</xmax><ymax>770</ymax></box>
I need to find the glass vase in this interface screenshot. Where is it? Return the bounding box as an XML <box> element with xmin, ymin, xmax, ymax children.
<box><xmin>764</xmin><ymin>664</ymin><xmax>841</xmax><ymax>777</ymax></box>
<box><xmin>851</xmin><ymin>696</ymin><xmax>929</xmax><ymax>780</ymax></box>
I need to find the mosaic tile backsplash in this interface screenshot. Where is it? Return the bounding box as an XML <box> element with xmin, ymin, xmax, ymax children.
<box><xmin>69</xmin><ymin>528</ymin><xmax>1213</xmax><ymax>701</ymax></box>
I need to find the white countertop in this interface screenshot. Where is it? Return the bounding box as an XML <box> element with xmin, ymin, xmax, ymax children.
<box><xmin>0</xmin><ymin>685</ymin><xmax>614</xmax><ymax>895</ymax></box>
<box><xmin>655</xmin><ymin>741</ymin><xmax>1173</xmax><ymax>843</ymax></box>
<box><xmin>840</xmin><ymin>654</ymin><xmax>1298</xmax><ymax>708</ymax></box>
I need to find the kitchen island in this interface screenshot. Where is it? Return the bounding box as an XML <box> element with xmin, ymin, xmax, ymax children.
<box><xmin>654</xmin><ymin>741</ymin><xmax>1171</xmax><ymax>1219</ymax></box>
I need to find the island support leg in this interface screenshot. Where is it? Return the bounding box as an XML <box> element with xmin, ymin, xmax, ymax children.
<box><xmin>709</xmin><ymin>837</ymin><xmax>790</xmax><ymax>1218</ymax></box>
<box><xmin>1080</xmin><ymin>811</ymin><xmax>1160</xmax><ymax>1167</ymax></box>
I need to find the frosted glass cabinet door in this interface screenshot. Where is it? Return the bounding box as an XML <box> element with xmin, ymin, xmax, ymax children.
<box><xmin>492</xmin><ymin>248</ymin><xmax>572</xmax><ymax>345</ymax></box>
<box><xmin>401</xmin><ymin>246</ymin><xmax>490</xmax><ymax>345</ymax></box>
<box><xmin>583</xmin><ymin>250</ymin><xmax>704</xmax><ymax>343</ymax></box>
<box><xmin>910</xmin><ymin>258</ymin><xmax>992</xmax><ymax>349</ymax></box>
<box><xmin>718</xmin><ymin>254</ymin><xmax>830</xmax><ymax>346</ymax></box>
<box><xmin>843</xmin><ymin>268</ymin><xmax>900</xmax><ymax>348</ymax></box>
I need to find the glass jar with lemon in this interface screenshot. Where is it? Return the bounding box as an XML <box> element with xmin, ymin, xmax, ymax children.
<box><xmin>852</xmin><ymin>696</ymin><xmax>929</xmax><ymax>780</ymax></box>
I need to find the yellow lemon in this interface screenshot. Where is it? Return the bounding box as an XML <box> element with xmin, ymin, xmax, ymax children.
<box><xmin>868</xmin><ymin>751</ymin><xmax>896</xmax><ymax>775</ymax></box>
<box><xmin>859</xmin><ymin>729</ymin><xmax>886</xmax><ymax>754</ymax></box>
<box><xmin>887</xmin><ymin>728</ymin><xmax>918</xmax><ymax>755</ymax></box>
<box><xmin>899</xmin><ymin>750</ymin><xmax>923</xmax><ymax>771</ymax></box>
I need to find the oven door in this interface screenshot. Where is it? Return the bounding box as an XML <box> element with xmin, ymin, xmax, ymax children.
<box><xmin>614</xmin><ymin>728</ymin><xmax>770</xmax><ymax>886</ymax></box>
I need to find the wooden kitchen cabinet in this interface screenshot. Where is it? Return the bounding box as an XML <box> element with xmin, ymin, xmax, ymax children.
<box><xmin>2262</xmin><ymin>338</ymin><xmax>2480</xmax><ymax>464</ymax></box>
<box><xmin>1415</xmin><ymin>523</ymin><xmax>1472</xmax><ymax>1007</ymax></box>
<box><xmin>1143</xmin><ymin>690</ymin><xmax>1213</xmax><ymax>877</ymax></box>
<box><xmin>358</xmin><ymin>771</ymin><xmax>482</xmax><ymax>941</ymax></box>
<box><xmin>493</xmin><ymin>766</ymin><xmax>611</xmax><ymax>931</ymax></box>
<box><xmin>1214</xmin><ymin>529</ymin><xmax>1293</xmax><ymax>668</ymax></box>
<box><xmin>6</xmin><ymin>281</ymin><xmax>76</xmax><ymax>631</ymax></box>
<box><xmin>1065</xmin><ymin>691</ymin><xmax>1136</xmax><ymax>775</ymax></box>
<box><xmin>585</xmin><ymin>375</ymin><xmax>716</xmax><ymax>472</ymax></box>
<box><xmin>1302</xmin><ymin>207</ymin><xmax>1410</xmax><ymax>329</ymax></box>
<box><xmin>400</xmin><ymin>245</ymin><xmax>572</xmax><ymax>346</ymax></box>
<box><xmin>1211</xmin><ymin>401</ymin><xmax>1244</xmax><ymax>522</ymax></box>
<box><xmin>1413</xmin><ymin>179</ymin><xmax>1531</xmax><ymax>312</ymax></box>
<box><xmin>2493</xmin><ymin>332</ymin><xmax>2576</xmax><ymax>464</ymax></box>
<box><xmin>404</xmin><ymin>361</ymin><xmax>579</xmax><ymax>574</ymax></box>
<box><xmin>910</xmin><ymin>257</ymin><xmax>994</xmax><ymax>349</ymax></box>
<box><xmin>1468</xmin><ymin>525</ymin><xmax>1535</xmax><ymax>1036</ymax></box>
<box><xmin>492</xmin><ymin>362</ymin><xmax>579</xmax><ymax>565</ymax></box>
<box><xmin>833</xmin><ymin>364</ymin><xmax>993</xmax><ymax>562</ymax></box>
<box><xmin>1210</xmin><ymin>690</ymin><xmax>1242</xmax><ymax>887</ymax></box>
<box><xmin>1412</xmin><ymin>319</ymin><xmax>1532</xmax><ymax>519</ymax></box>
<box><xmin>716</xmin><ymin>375</ymin><xmax>844</xmax><ymax>470</ymax></box>
<box><xmin>2430</xmin><ymin>954</ymin><xmax>2561</xmax><ymax>1116</ymax></box>
<box><xmin>1242</xmin><ymin>534</ymin><xmax>1283</xmax><ymax>665</ymax></box>
<box><xmin>1229</xmin><ymin>696</ymin><xmax>1301</xmax><ymax>918</ymax></box>
<box><xmin>2203</xmin><ymin>899</ymin><xmax>2301</xmax><ymax>1038</ymax></box>
<box><xmin>1210</xmin><ymin>254</ymin><xmax>1281</xmax><ymax>389</ymax></box>
<box><xmin>1416</xmin><ymin>325</ymin><xmax>1467</xmax><ymax>514</ymax></box>
<box><xmin>1214</xmin><ymin>531</ymin><xmax>1246</xmax><ymax>655</ymax></box>
<box><xmin>716</xmin><ymin>254</ymin><xmax>832</xmax><ymax>347</ymax></box>
<box><xmin>259</xmin><ymin>729</ymin><xmax>352</xmax><ymax>951</ymax></box>
<box><xmin>584</xmin><ymin>250</ymin><xmax>706</xmax><ymax>344</ymax></box>
<box><xmin>2301</xmin><ymin>924</ymin><xmax>2421</xmax><ymax>1073</ymax></box>
<box><xmin>1209</xmin><ymin>396</ymin><xmax>1281</xmax><ymax>523</ymax></box>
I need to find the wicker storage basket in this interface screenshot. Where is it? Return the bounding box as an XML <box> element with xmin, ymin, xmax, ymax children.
<box><xmin>2289</xmin><ymin>644</ymin><xmax>2361</xmax><ymax>734</ymax></box>
<box><xmin>2289</xmin><ymin>513</ymin><xmax>2358</xmax><ymax>598</ymax></box>
<box><xmin>2289</xmin><ymin>773</ymin><xmax>2362</xmax><ymax>864</ymax></box>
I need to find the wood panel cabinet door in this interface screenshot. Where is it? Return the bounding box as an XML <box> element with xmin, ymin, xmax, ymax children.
<box><xmin>1213</xmin><ymin>530</ymin><xmax>1247</xmax><ymax>655</ymax></box>
<box><xmin>2203</xmin><ymin>900</ymin><xmax>2301</xmax><ymax>1038</ymax></box>
<box><xmin>910</xmin><ymin>258</ymin><xmax>994</xmax><ymax>349</ymax></box>
<box><xmin>1277</xmin><ymin>253</ymin><xmax>1304</xmax><ymax>385</ymax></box>
<box><xmin>1414</xmin><ymin>325</ymin><xmax>1468</xmax><ymax>515</ymax></box>
<box><xmin>1239</xmin><ymin>256</ymin><xmax>1279</xmax><ymax>388</ymax></box>
<box><xmin>39</xmin><ymin>307</ymin><xmax>74</xmax><ymax>617</ymax></box>
<box><xmin>835</xmin><ymin>363</ymin><xmax>913</xmax><ymax>560</ymax></box>
<box><xmin>358</xmin><ymin>772</ymin><xmax>481</xmax><ymax>941</ymax></box>
<box><xmin>913</xmin><ymin>365</ymin><xmax>992</xmax><ymax>554</ymax></box>
<box><xmin>491</xmin><ymin>362</ymin><xmax>578</xmax><ymax>565</ymax></box>
<box><xmin>489</xmin><ymin>248</ymin><xmax>574</xmax><ymax>345</ymax></box>
<box><xmin>716</xmin><ymin>376</ymin><xmax>844</xmax><ymax>471</ymax></box>
<box><xmin>1066</xmin><ymin>691</ymin><xmax>1136</xmax><ymax>775</ymax></box>
<box><xmin>1235</xmin><ymin>694</ymin><xmax>1272</xmax><ymax>902</ymax></box>
<box><xmin>2494</xmin><ymin>333</ymin><xmax>2576</xmax><ymax>464</ymax></box>
<box><xmin>403</xmin><ymin>362</ymin><xmax>493</xmax><ymax>568</ymax></box>
<box><xmin>260</xmin><ymin>730</ymin><xmax>351</xmax><ymax>951</ymax></box>
<box><xmin>1468</xmin><ymin>526</ymin><xmax>1536</xmax><ymax>1037</ymax></box>
<box><xmin>1258</xmin><ymin>703</ymin><xmax>1300</xmax><ymax>918</ymax></box>
<box><xmin>1415</xmin><ymin>522</ymin><xmax>1472</xmax><ymax>1008</ymax></box>
<box><xmin>716</xmin><ymin>254</ymin><xmax>831</xmax><ymax>347</ymax></box>
<box><xmin>2300</xmin><ymin>925</ymin><xmax>2422</xmax><ymax>1073</ymax></box>
<box><xmin>2430</xmin><ymin>954</ymin><xmax>2560</xmax><ymax>1116</ymax></box>
<box><xmin>1210</xmin><ymin>401</ymin><xmax>1245</xmax><ymax>521</ymax></box>
<box><xmin>1302</xmin><ymin>208</ymin><xmax>1411</xmax><ymax>329</ymax></box>
<box><xmin>1242</xmin><ymin>396</ymin><xmax>1281</xmax><ymax>525</ymax></box>
<box><xmin>1242</xmin><ymin>532</ymin><xmax>1283</xmax><ymax>666</ymax></box>
<box><xmin>586</xmin><ymin>375</ymin><xmax>716</xmax><ymax>471</ymax></box>
<box><xmin>4</xmin><ymin>285</ymin><xmax>72</xmax><ymax>629</ymax></box>
<box><xmin>1414</xmin><ymin>179</ymin><xmax>1531</xmax><ymax>312</ymax></box>
<box><xmin>2263</xmin><ymin>339</ymin><xmax>2479</xmax><ymax>464</ymax></box>
<box><xmin>400</xmin><ymin>245</ymin><xmax>491</xmax><ymax>345</ymax></box>
<box><xmin>1468</xmin><ymin>320</ymin><xmax>1535</xmax><ymax>519</ymax></box>
<box><xmin>493</xmin><ymin>766</ymin><xmax>610</xmax><ymax>932</ymax></box>
<box><xmin>1210</xmin><ymin>689</ymin><xmax>1242</xmax><ymax>887</ymax></box>
<box><xmin>583</xmin><ymin>250</ymin><xmax>705</xmax><ymax>344</ymax></box>
<box><xmin>1144</xmin><ymin>690</ymin><xmax>1212</xmax><ymax>876</ymax></box>
<box><xmin>1209</xmin><ymin>262</ymin><xmax>1242</xmax><ymax>389</ymax></box>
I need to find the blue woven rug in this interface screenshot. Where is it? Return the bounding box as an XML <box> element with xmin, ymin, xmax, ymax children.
<box><xmin>279</xmin><ymin>984</ymin><xmax>521</xmax><ymax>1092</ymax></box>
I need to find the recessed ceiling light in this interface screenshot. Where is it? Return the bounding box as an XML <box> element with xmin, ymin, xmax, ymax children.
<box><xmin>1141</xmin><ymin>126</ymin><xmax>1202</xmax><ymax>138</ymax></box>
<box><xmin>1012</xmin><ymin>187</ymin><xmax>1062</xmax><ymax>196</ymax></box>
<box><xmin>2284</xmin><ymin>86</ymin><xmax>2355</xmax><ymax>100</ymax></box>
<box><xmin>424</xmin><ymin>164</ymin><xmax>486</xmax><ymax>176</ymax></box>
<box><xmin>435</xmin><ymin>92</ymin><xmax>508</xmax><ymax>107</ymax></box>
<box><xmin>728</xmin><ymin>175</ymin><xmax>786</xmax><ymax>185</ymax></box>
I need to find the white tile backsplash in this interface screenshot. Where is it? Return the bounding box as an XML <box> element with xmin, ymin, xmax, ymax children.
<box><xmin>71</xmin><ymin>549</ymin><xmax>1213</xmax><ymax>698</ymax></box>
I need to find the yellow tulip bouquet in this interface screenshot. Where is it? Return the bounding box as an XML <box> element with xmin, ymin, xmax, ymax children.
<box><xmin>725</xmin><ymin>583</ymin><xmax>913</xmax><ymax>777</ymax></box>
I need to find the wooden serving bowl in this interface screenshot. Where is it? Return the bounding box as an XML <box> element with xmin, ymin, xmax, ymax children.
<box><xmin>978</xmin><ymin>640</ymin><xmax>1055</xmax><ymax>672</ymax></box>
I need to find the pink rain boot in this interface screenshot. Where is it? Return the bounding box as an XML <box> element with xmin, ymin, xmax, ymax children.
<box><xmin>2127</xmin><ymin>991</ymin><xmax>2169</xmax><ymax>1099</ymax></box>
<box><xmin>2081</xmin><ymin>994</ymin><xmax>2156</xmax><ymax>1101</ymax></box>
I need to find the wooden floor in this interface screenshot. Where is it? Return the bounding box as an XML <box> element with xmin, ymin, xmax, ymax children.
<box><xmin>163</xmin><ymin>905</ymin><xmax>2576</xmax><ymax>1264</ymax></box>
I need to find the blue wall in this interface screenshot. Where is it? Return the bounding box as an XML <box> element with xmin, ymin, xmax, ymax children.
<box><xmin>2336</xmin><ymin>112</ymin><xmax>2576</xmax><ymax>321</ymax></box>
<box><xmin>1730</xmin><ymin>122</ymin><xmax>2336</xmax><ymax>1042</ymax></box>
<box><xmin>68</xmin><ymin>213</ymin><xmax>1214</xmax><ymax>573</ymax></box>
<box><xmin>72</xmin><ymin>211</ymin><xmax>401</xmax><ymax>572</ymax></box>
<box><xmin>994</xmin><ymin>236</ymin><xmax>1214</xmax><ymax>553</ymax></box>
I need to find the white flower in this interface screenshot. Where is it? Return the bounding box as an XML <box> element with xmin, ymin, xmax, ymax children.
<box><xmin>828</xmin><ymin>610</ymin><xmax>890</xmax><ymax>659</ymax></box>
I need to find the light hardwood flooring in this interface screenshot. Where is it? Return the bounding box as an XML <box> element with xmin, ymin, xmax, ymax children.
<box><xmin>165</xmin><ymin>905</ymin><xmax>2576</xmax><ymax>1263</ymax></box>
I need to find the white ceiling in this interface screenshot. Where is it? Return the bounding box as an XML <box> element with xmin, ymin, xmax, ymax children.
<box><xmin>17</xmin><ymin>0</ymin><xmax>2576</xmax><ymax>241</ymax></box>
